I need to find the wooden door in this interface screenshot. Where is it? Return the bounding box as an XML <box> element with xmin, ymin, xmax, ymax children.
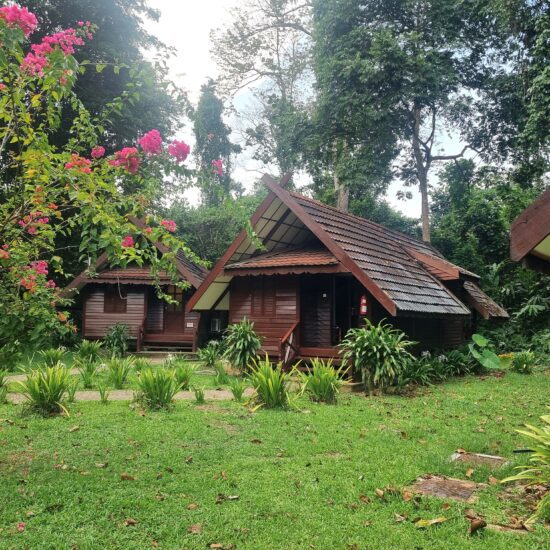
<box><xmin>300</xmin><ymin>277</ymin><xmax>332</xmax><ymax>347</ymax></box>
<box><xmin>164</xmin><ymin>285</ymin><xmax>185</xmax><ymax>333</ymax></box>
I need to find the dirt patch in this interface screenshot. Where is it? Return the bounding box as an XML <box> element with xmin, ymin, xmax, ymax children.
<box><xmin>210</xmin><ymin>419</ymin><xmax>240</xmax><ymax>435</ymax></box>
<box><xmin>0</xmin><ymin>450</ymin><xmax>34</xmax><ymax>476</ymax></box>
<box><xmin>409</xmin><ymin>475</ymin><xmax>486</xmax><ymax>502</ymax></box>
<box><xmin>451</xmin><ymin>452</ymin><xmax>508</xmax><ymax>468</ymax></box>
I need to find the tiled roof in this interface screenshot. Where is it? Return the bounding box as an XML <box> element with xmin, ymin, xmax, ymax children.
<box><xmin>226</xmin><ymin>247</ymin><xmax>339</xmax><ymax>270</ymax></box>
<box><xmin>463</xmin><ymin>281</ymin><xmax>509</xmax><ymax>319</ymax></box>
<box><xmin>89</xmin><ymin>266</ymin><xmax>173</xmax><ymax>285</ymax></box>
<box><xmin>291</xmin><ymin>192</ymin><xmax>471</xmax><ymax>316</ymax></box>
<box><xmin>176</xmin><ymin>250</ymin><xmax>208</xmax><ymax>285</ymax></box>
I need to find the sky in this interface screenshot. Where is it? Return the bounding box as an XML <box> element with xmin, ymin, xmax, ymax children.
<box><xmin>146</xmin><ymin>0</ymin><xmax>429</xmax><ymax>218</ymax></box>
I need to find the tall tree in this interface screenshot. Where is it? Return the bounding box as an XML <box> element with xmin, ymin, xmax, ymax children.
<box><xmin>211</xmin><ymin>0</ymin><xmax>313</xmax><ymax>177</ymax></box>
<box><xmin>19</xmin><ymin>0</ymin><xmax>186</xmax><ymax>150</ymax></box>
<box><xmin>193</xmin><ymin>80</ymin><xmax>241</xmax><ymax>206</ymax></box>
<box><xmin>311</xmin><ymin>0</ymin><xmax>496</xmax><ymax>240</ymax></box>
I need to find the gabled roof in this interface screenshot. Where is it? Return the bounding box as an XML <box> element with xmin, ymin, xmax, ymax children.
<box><xmin>511</xmin><ymin>186</ymin><xmax>550</xmax><ymax>274</ymax></box>
<box><xmin>64</xmin><ymin>218</ymin><xmax>207</xmax><ymax>294</ymax></box>
<box><xmin>187</xmin><ymin>173</ymin><xmax>506</xmax><ymax>319</ymax></box>
<box><xmin>226</xmin><ymin>246</ymin><xmax>339</xmax><ymax>270</ymax></box>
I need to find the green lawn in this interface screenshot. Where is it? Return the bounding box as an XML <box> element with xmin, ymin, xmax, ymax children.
<box><xmin>0</xmin><ymin>372</ymin><xmax>548</xmax><ymax>549</ymax></box>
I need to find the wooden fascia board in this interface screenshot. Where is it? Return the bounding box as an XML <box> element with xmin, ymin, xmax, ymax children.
<box><xmin>262</xmin><ymin>174</ymin><xmax>398</xmax><ymax>316</ymax></box>
<box><xmin>406</xmin><ymin>248</ymin><xmax>460</xmax><ymax>280</ymax></box>
<box><xmin>223</xmin><ymin>264</ymin><xmax>349</xmax><ymax>277</ymax></box>
<box><xmin>186</xmin><ymin>189</ymin><xmax>280</xmax><ymax>312</ymax></box>
<box><xmin>511</xmin><ymin>187</ymin><xmax>550</xmax><ymax>261</ymax></box>
<box><xmin>62</xmin><ymin>252</ymin><xmax>109</xmax><ymax>296</ymax></box>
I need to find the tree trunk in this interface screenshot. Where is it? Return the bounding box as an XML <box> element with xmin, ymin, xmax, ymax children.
<box><xmin>412</xmin><ymin>106</ymin><xmax>431</xmax><ymax>242</ymax></box>
<box><xmin>333</xmin><ymin>140</ymin><xmax>349</xmax><ymax>212</ymax></box>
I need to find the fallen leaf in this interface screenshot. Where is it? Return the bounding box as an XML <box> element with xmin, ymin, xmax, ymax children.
<box><xmin>250</xmin><ymin>438</ymin><xmax>262</xmax><ymax>444</ymax></box>
<box><xmin>394</xmin><ymin>513</ymin><xmax>408</xmax><ymax>523</ymax></box>
<box><xmin>185</xmin><ymin>456</ymin><xmax>193</xmax><ymax>464</ymax></box>
<box><xmin>151</xmin><ymin>541</ymin><xmax>159</xmax><ymax>547</ymax></box>
<box><xmin>221</xmin><ymin>471</ymin><xmax>228</xmax><ymax>481</ymax></box>
<box><xmin>464</xmin><ymin>509</ymin><xmax>478</xmax><ymax>520</ymax></box>
<box><xmin>456</xmin><ymin>448</ymin><xmax>466</xmax><ymax>454</ymax></box>
<box><xmin>25</xmin><ymin>511</ymin><xmax>35</xmax><ymax>518</ymax></box>
<box><xmin>187</xmin><ymin>503</ymin><xmax>199</xmax><ymax>510</ymax></box>
<box><xmin>188</xmin><ymin>523</ymin><xmax>202</xmax><ymax>534</ymax></box>
<box><xmin>69</xmin><ymin>426</ymin><xmax>80</xmax><ymax>433</ymax></box>
<box><xmin>359</xmin><ymin>494</ymin><xmax>370</xmax><ymax>504</ymax></box>
<box><xmin>488</xmin><ymin>476</ymin><xmax>499</xmax><ymax>485</ymax></box>
<box><xmin>155</xmin><ymin>493</ymin><xmax>165</xmax><ymax>501</ymax></box>
<box><xmin>469</xmin><ymin>518</ymin><xmax>487</xmax><ymax>535</ymax></box>
<box><xmin>415</xmin><ymin>517</ymin><xmax>448</xmax><ymax>528</ymax></box>
<box><xmin>95</xmin><ymin>462</ymin><xmax>108</xmax><ymax>469</ymax></box>
<box><xmin>124</xmin><ymin>518</ymin><xmax>138</xmax><ymax>527</ymax></box>
<box><xmin>120</xmin><ymin>472</ymin><xmax>135</xmax><ymax>481</ymax></box>
<box><xmin>375</xmin><ymin>488</ymin><xmax>385</xmax><ymax>499</ymax></box>
<box><xmin>441</xmin><ymin>503</ymin><xmax>451</xmax><ymax>511</ymax></box>
<box><xmin>209</xmin><ymin>545</ymin><xmax>235</xmax><ymax>550</ymax></box>
<box><xmin>402</xmin><ymin>491</ymin><xmax>413</xmax><ymax>502</ymax></box>
<box><xmin>216</xmin><ymin>494</ymin><xmax>239</xmax><ymax>504</ymax></box>
<box><xmin>465</xmin><ymin>468</ymin><xmax>474</xmax><ymax>478</ymax></box>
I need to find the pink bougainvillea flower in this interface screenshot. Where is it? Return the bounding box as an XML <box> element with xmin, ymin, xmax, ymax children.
<box><xmin>212</xmin><ymin>159</ymin><xmax>223</xmax><ymax>176</ymax></box>
<box><xmin>167</xmin><ymin>140</ymin><xmax>190</xmax><ymax>163</ymax></box>
<box><xmin>65</xmin><ymin>153</ymin><xmax>92</xmax><ymax>174</ymax></box>
<box><xmin>161</xmin><ymin>219</ymin><xmax>176</xmax><ymax>233</ymax></box>
<box><xmin>138</xmin><ymin>129</ymin><xmax>162</xmax><ymax>155</ymax></box>
<box><xmin>0</xmin><ymin>5</ymin><xmax>37</xmax><ymax>37</ymax></box>
<box><xmin>30</xmin><ymin>260</ymin><xmax>48</xmax><ymax>275</ymax></box>
<box><xmin>109</xmin><ymin>147</ymin><xmax>140</xmax><ymax>174</ymax></box>
<box><xmin>0</xmin><ymin>249</ymin><xmax>9</xmax><ymax>260</ymax></box>
<box><xmin>90</xmin><ymin>145</ymin><xmax>105</xmax><ymax>159</ymax></box>
<box><xmin>207</xmin><ymin>133</ymin><xmax>214</xmax><ymax>141</ymax></box>
<box><xmin>17</xmin><ymin>521</ymin><xmax>26</xmax><ymax>532</ymax></box>
<box><xmin>20</xmin><ymin>276</ymin><xmax>37</xmax><ymax>293</ymax></box>
<box><xmin>45</xmin><ymin>279</ymin><xmax>56</xmax><ymax>289</ymax></box>
<box><xmin>144</xmin><ymin>226</ymin><xmax>153</xmax><ymax>235</ymax></box>
<box><xmin>57</xmin><ymin>312</ymin><xmax>68</xmax><ymax>322</ymax></box>
<box><xmin>0</xmin><ymin>83</ymin><xmax>6</xmax><ymax>91</ymax></box>
<box><xmin>121</xmin><ymin>235</ymin><xmax>134</xmax><ymax>248</ymax></box>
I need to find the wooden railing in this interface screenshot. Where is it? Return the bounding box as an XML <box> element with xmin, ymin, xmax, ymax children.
<box><xmin>136</xmin><ymin>317</ymin><xmax>146</xmax><ymax>352</ymax></box>
<box><xmin>280</xmin><ymin>320</ymin><xmax>299</xmax><ymax>366</ymax></box>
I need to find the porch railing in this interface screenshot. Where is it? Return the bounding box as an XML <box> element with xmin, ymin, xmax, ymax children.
<box><xmin>280</xmin><ymin>321</ymin><xmax>299</xmax><ymax>367</ymax></box>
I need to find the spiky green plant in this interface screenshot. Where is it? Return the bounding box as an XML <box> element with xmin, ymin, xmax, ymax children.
<box><xmin>134</xmin><ymin>357</ymin><xmax>152</xmax><ymax>373</ymax></box>
<box><xmin>511</xmin><ymin>350</ymin><xmax>536</xmax><ymax>374</ymax></box>
<box><xmin>0</xmin><ymin>370</ymin><xmax>8</xmax><ymax>404</ymax></box>
<box><xmin>136</xmin><ymin>368</ymin><xmax>182</xmax><ymax>410</ymax></box>
<box><xmin>248</xmin><ymin>355</ymin><xmax>292</xmax><ymax>409</ymax></box>
<box><xmin>74</xmin><ymin>358</ymin><xmax>99</xmax><ymax>389</ymax></box>
<box><xmin>98</xmin><ymin>384</ymin><xmax>109</xmax><ymax>404</ymax></box>
<box><xmin>37</xmin><ymin>347</ymin><xmax>66</xmax><ymax>368</ymax></box>
<box><xmin>198</xmin><ymin>340</ymin><xmax>224</xmax><ymax>369</ymax></box>
<box><xmin>223</xmin><ymin>319</ymin><xmax>261</xmax><ymax>372</ymax></box>
<box><xmin>340</xmin><ymin>319</ymin><xmax>414</xmax><ymax>395</ymax></box>
<box><xmin>229</xmin><ymin>378</ymin><xmax>246</xmax><ymax>402</ymax></box>
<box><xmin>18</xmin><ymin>363</ymin><xmax>70</xmax><ymax>414</ymax></box>
<box><xmin>173</xmin><ymin>362</ymin><xmax>195</xmax><ymax>390</ymax></box>
<box><xmin>300</xmin><ymin>358</ymin><xmax>346</xmax><ymax>404</ymax></box>
<box><xmin>0</xmin><ymin>386</ymin><xmax>7</xmax><ymax>404</ymax></box>
<box><xmin>107</xmin><ymin>356</ymin><xmax>134</xmax><ymax>389</ymax></box>
<box><xmin>193</xmin><ymin>385</ymin><xmax>205</xmax><ymax>404</ymax></box>
<box><xmin>503</xmin><ymin>414</ymin><xmax>550</xmax><ymax>522</ymax></box>
<box><xmin>66</xmin><ymin>380</ymin><xmax>78</xmax><ymax>403</ymax></box>
<box><xmin>76</xmin><ymin>340</ymin><xmax>103</xmax><ymax>363</ymax></box>
<box><xmin>214</xmin><ymin>362</ymin><xmax>230</xmax><ymax>386</ymax></box>
<box><xmin>104</xmin><ymin>323</ymin><xmax>130</xmax><ymax>357</ymax></box>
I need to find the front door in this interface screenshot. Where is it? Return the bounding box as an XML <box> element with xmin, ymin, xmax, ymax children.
<box><xmin>300</xmin><ymin>277</ymin><xmax>332</xmax><ymax>347</ymax></box>
<box><xmin>164</xmin><ymin>285</ymin><xmax>185</xmax><ymax>333</ymax></box>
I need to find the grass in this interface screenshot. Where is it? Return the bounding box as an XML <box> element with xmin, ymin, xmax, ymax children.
<box><xmin>0</xmin><ymin>372</ymin><xmax>548</xmax><ymax>548</ymax></box>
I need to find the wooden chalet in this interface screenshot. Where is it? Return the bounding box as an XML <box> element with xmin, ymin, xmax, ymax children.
<box><xmin>65</xmin><ymin>220</ymin><xmax>208</xmax><ymax>351</ymax></box>
<box><xmin>187</xmin><ymin>174</ymin><xmax>508</xmax><ymax>364</ymax></box>
<box><xmin>511</xmin><ymin>186</ymin><xmax>550</xmax><ymax>274</ymax></box>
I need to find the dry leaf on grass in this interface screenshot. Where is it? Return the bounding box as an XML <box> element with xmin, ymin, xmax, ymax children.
<box><xmin>123</xmin><ymin>518</ymin><xmax>138</xmax><ymax>527</ymax></box>
<box><xmin>359</xmin><ymin>495</ymin><xmax>371</xmax><ymax>504</ymax></box>
<box><xmin>187</xmin><ymin>503</ymin><xmax>199</xmax><ymax>510</ymax></box>
<box><xmin>402</xmin><ymin>491</ymin><xmax>413</xmax><ymax>502</ymax></box>
<box><xmin>250</xmin><ymin>438</ymin><xmax>262</xmax><ymax>444</ymax></box>
<box><xmin>469</xmin><ymin>518</ymin><xmax>487</xmax><ymax>535</ymax></box>
<box><xmin>394</xmin><ymin>513</ymin><xmax>408</xmax><ymax>523</ymax></box>
<box><xmin>95</xmin><ymin>462</ymin><xmax>108</xmax><ymax>469</ymax></box>
<box><xmin>120</xmin><ymin>472</ymin><xmax>135</xmax><ymax>481</ymax></box>
<box><xmin>465</xmin><ymin>468</ymin><xmax>474</xmax><ymax>478</ymax></box>
<box><xmin>375</xmin><ymin>488</ymin><xmax>385</xmax><ymax>499</ymax></box>
<box><xmin>188</xmin><ymin>523</ymin><xmax>203</xmax><ymax>534</ymax></box>
<box><xmin>415</xmin><ymin>517</ymin><xmax>448</xmax><ymax>528</ymax></box>
<box><xmin>69</xmin><ymin>426</ymin><xmax>80</xmax><ymax>433</ymax></box>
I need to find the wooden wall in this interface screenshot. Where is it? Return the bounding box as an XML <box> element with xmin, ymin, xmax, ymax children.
<box><xmin>83</xmin><ymin>286</ymin><xmax>145</xmax><ymax>339</ymax></box>
<box><xmin>146</xmin><ymin>292</ymin><xmax>163</xmax><ymax>332</ymax></box>
<box><xmin>229</xmin><ymin>275</ymin><xmax>298</xmax><ymax>356</ymax></box>
<box><xmin>388</xmin><ymin>316</ymin><xmax>468</xmax><ymax>350</ymax></box>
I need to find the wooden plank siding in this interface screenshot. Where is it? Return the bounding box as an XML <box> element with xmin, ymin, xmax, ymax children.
<box><xmin>83</xmin><ymin>286</ymin><xmax>146</xmax><ymax>339</ymax></box>
<box><xmin>229</xmin><ymin>275</ymin><xmax>299</xmax><ymax>357</ymax></box>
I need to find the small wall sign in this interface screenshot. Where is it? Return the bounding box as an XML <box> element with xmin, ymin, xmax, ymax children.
<box><xmin>186</xmin><ymin>322</ymin><xmax>194</xmax><ymax>328</ymax></box>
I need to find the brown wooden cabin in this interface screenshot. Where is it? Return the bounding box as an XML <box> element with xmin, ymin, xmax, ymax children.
<box><xmin>511</xmin><ymin>186</ymin><xmax>550</xmax><ymax>275</ymax></box>
<box><xmin>187</xmin><ymin>174</ymin><xmax>508</xmax><ymax>365</ymax></box>
<box><xmin>65</xmin><ymin>229</ymin><xmax>208</xmax><ymax>352</ymax></box>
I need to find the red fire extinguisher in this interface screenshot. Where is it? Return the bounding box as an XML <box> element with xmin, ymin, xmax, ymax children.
<box><xmin>360</xmin><ymin>295</ymin><xmax>368</xmax><ymax>315</ymax></box>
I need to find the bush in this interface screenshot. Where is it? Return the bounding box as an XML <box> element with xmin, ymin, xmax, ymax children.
<box><xmin>229</xmin><ymin>378</ymin><xmax>247</xmax><ymax>402</ymax></box>
<box><xmin>76</xmin><ymin>340</ymin><xmax>103</xmax><ymax>363</ymax></box>
<box><xmin>503</xmin><ymin>414</ymin><xmax>550</xmax><ymax>523</ymax></box>
<box><xmin>173</xmin><ymin>362</ymin><xmax>196</xmax><ymax>390</ymax></box>
<box><xmin>223</xmin><ymin>319</ymin><xmax>261</xmax><ymax>372</ymax></box>
<box><xmin>340</xmin><ymin>320</ymin><xmax>414</xmax><ymax>394</ymax></box>
<box><xmin>107</xmin><ymin>356</ymin><xmax>134</xmax><ymax>389</ymax></box>
<box><xmin>98</xmin><ymin>384</ymin><xmax>109</xmax><ymax>404</ymax></box>
<box><xmin>193</xmin><ymin>385</ymin><xmax>205</xmax><ymax>404</ymax></box>
<box><xmin>248</xmin><ymin>355</ymin><xmax>291</xmax><ymax>409</ymax></box>
<box><xmin>136</xmin><ymin>368</ymin><xmax>181</xmax><ymax>410</ymax></box>
<box><xmin>37</xmin><ymin>347</ymin><xmax>67</xmax><ymax>368</ymax></box>
<box><xmin>134</xmin><ymin>357</ymin><xmax>152</xmax><ymax>373</ymax></box>
<box><xmin>0</xmin><ymin>369</ymin><xmax>8</xmax><ymax>404</ymax></box>
<box><xmin>511</xmin><ymin>350</ymin><xmax>536</xmax><ymax>374</ymax></box>
<box><xmin>0</xmin><ymin>342</ymin><xmax>23</xmax><ymax>372</ymax></box>
<box><xmin>104</xmin><ymin>323</ymin><xmax>130</xmax><ymax>357</ymax></box>
<box><xmin>66</xmin><ymin>380</ymin><xmax>78</xmax><ymax>403</ymax></box>
<box><xmin>468</xmin><ymin>333</ymin><xmax>502</xmax><ymax>370</ymax></box>
<box><xmin>198</xmin><ymin>340</ymin><xmax>224</xmax><ymax>369</ymax></box>
<box><xmin>75</xmin><ymin>358</ymin><xmax>98</xmax><ymax>389</ymax></box>
<box><xmin>214</xmin><ymin>362</ymin><xmax>230</xmax><ymax>386</ymax></box>
<box><xmin>18</xmin><ymin>364</ymin><xmax>70</xmax><ymax>414</ymax></box>
<box><xmin>300</xmin><ymin>358</ymin><xmax>346</xmax><ymax>404</ymax></box>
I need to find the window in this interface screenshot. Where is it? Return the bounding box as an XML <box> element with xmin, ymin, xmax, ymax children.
<box><xmin>210</xmin><ymin>317</ymin><xmax>222</xmax><ymax>333</ymax></box>
<box><xmin>165</xmin><ymin>285</ymin><xmax>184</xmax><ymax>312</ymax></box>
<box><xmin>104</xmin><ymin>285</ymin><xmax>127</xmax><ymax>313</ymax></box>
